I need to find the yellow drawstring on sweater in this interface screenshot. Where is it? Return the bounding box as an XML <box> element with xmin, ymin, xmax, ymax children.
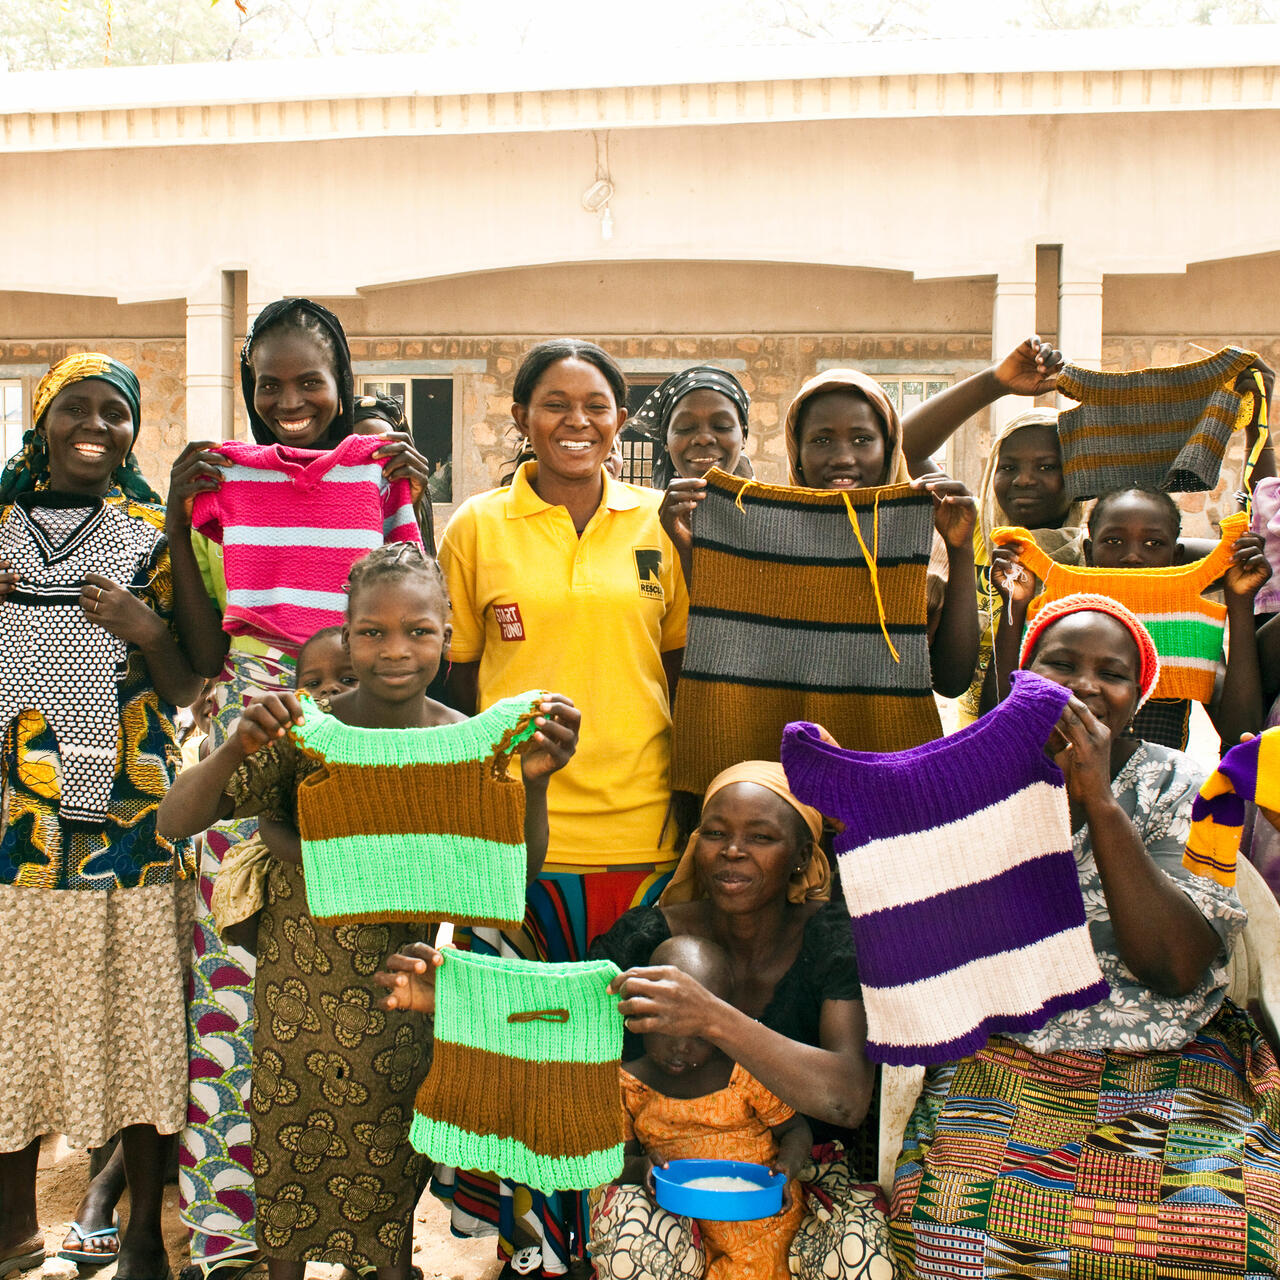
<box><xmin>842</xmin><ymin>489</ymin><xmax>900</xmax><ymax>663</ymax></box>
<box><xmin>733</xmin><ymin>479</ymin><xmax>758</xmax><ymax>514</ymax></box>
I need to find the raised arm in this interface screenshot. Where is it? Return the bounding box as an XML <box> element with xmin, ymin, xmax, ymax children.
<box><xmin>158</xmin><ymin>690</ymin><xmax>303</xmax><ymax>838</ymax></box>
<box><xmin>917</xmin><ymin>476</ymin><xmax>980</xmax><ymax>696</ymax></box>
<box><xmin>901</xmin><ymin>338</ymin><xmax>1063</xmax><ymax>475</ymax></box>
<box><xmin>1054</xmin><ymin>698</ymin><xmax>1219</xmax><ymax>995</ymax></box>
<box><xmin>165</xmin><ymin>441</ymin><xmax>231</xmax><ymax>677</ymax></box>
<box><xmin>1208</xmin><ymin>533</ymin><xmax>1270</xmax><ymax>747</ymax></box>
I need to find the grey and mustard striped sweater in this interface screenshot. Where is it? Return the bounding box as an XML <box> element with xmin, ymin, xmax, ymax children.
<box><xmin>671</xmin><ymin>469</ymin><xmax>942</xmax><ymax>794</ymax></box>
<box><xmin>292</xmin><ymin>691</ymin><xmax>544</xmax><ymax>927</ymax></box>
<box><xmin>1056</xmin><ymin>345</ymin><xmax>1259</xmax><ymax>499</ymax></box>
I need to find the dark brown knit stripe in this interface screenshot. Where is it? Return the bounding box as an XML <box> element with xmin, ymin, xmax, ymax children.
<box><xmin>671</xmin><ymin>678</ymin><xmax>942</xmax><ymax>793</ymax></box>
<box><xmin>296</xmin><ymin>758</ymin><xmax>525</xmax><ymax>843</ymax></box>
<box><xmin>413</xmin><ymin>1040</ymin><xmax>624</xmax><ymax>1159</ymax></box>
<box><xmin>692</xmin><ymin>547</ymin><xmax>930</xmax><ymax>628</ymax></box>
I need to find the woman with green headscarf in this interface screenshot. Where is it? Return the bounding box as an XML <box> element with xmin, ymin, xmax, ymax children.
<box><xmin>0</xmin><ymin>354</ymin><xmax>204</xmax><ymax>1280</ymax></box>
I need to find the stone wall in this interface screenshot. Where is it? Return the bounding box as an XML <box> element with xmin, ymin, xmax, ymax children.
<box><xmin>4</xmin><ymin>330</ymin><xmax>1276</xmax><ymax>544</ymax></box>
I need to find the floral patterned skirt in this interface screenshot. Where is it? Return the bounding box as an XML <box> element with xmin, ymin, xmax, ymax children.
<box><xmin>180</xmin><ymin>647</ymin><xmax>295</xmax><ymax>1265</ymax></box>
<box><xmin>250</xmin><ymin>859</ymin><xmax>432</xmax><ymax>1267</ymax></box>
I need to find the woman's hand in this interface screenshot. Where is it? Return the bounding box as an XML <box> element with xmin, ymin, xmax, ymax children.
<box><xmin>1223</xmin><ymin>531</ymin><xmax>1272</xmax><ymax>601</ymax></box>
<box><xmin>1236</xmin><ymin>354</ymin><xmax>1275</xmax><ymax>404</ymax></box>
<box><xmin>233</xmin><ymin>691</ymin><xmax>304</xmax><ymax>757</ymax></box>
<box><xmin>989</xmin><ymin>544</ymin><xmax>1036</xmax><ymax>609</ymax></box>
<box><xmin>1048</xmin><ymin>695</ymin><xmax>1115</xmax><ymax>808</ymax></box>
<box><xmin>911</xmin><ymin>474</ymin><xmax>977</xmax><ymax>549</ymax></box>
<box><xmin>166</xmin><ymin>441</ymin><xmax>227</xmax><ymax>532</ymax></box>
<box><xmin>81</xmin><ymin>574</ymin><xmax>166</xmax><ymax>647</ymax></box>
<box><xmin>520</xmin><ymin>695</ymin><xmax>580</xmax><ymax>784</ymax></box>
<box><xmin>992</xmin><ymin>336</ymin><xmax>1064</xmax><ymax>397</ymax></box>
<box><xmin>0</xmin><ymin>555</ymin><xmax>17</xmax><ymax>598</ymax></box>
<box><xmin>608</xmin><ymin>964</ymin><xmax>725</xmax><ymax>1040</ymax></box>
<box><xmin>658</xmin><ymin>478</ymin><xmax>706</xmax><ymax>559</ymax></box>
<box><xmin>375</xmin><ymin>941</ymin><xmax>447</xmax><ymax>1015</ymax></box>
<box><xmin>373</xmin><ymin>432</ymin><xmax>433</xmax><ymax>503</ymax></box>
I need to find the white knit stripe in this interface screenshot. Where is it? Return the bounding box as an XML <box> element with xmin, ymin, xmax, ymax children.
<box><xmin>1134</xmin><ymin>611</ymin><xmax>1222</xmax><ymax>625</ymax></box>
<box><xmin>218</xmin><ymin>462</ymin><xmax>383</xmax><ymax>487</ymax></box>
<box><xmin>222</xmin><ymin>525</ymin><xmax>383</xmax><ymax>551</ymax></box>
<box><xmin>1151</xmin><ymin>655</ymin><xmax>1220</xmax><ymax>672</ymax></box>
<box><xmin>229</xmin><ymin>587</ymin><xmax>350</xmax><ymax>610</ymax></box>
<box><xmin>838</xmin><ymin>781</ymin><xmax>1071</xmax><ymax>915</ymax></box>
<box><xmin>860</xmin><ymin>925</ymin><xmax>1105</xmax><ymax>1048</ymax></box>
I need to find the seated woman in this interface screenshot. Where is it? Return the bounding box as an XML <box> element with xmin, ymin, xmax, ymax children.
<box><xmin>377</xmin><ymin>760</ymin><xmax>890</xmax><ymax>1280</ymax></box>
<box><xmin>594</xmin><ymin>762</ymin><xmax>889</xmax><ymax>1278</ymax></box>
<box><xmin>892</xmin><ymin>592</ymin><xmax>1280</xmax><ymax>1279</ymax></box>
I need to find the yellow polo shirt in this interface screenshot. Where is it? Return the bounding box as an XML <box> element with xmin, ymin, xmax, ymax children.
<box><xmin>439</xmin><ymin>463</ymin><xmax>687</xmax><ymax>867</ymax></box>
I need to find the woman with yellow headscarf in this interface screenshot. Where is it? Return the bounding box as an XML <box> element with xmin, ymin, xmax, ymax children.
<box><xmin>0</xmin><ymin>354</ymin><xmax>203</xmax><ymax>1280</ymax></box>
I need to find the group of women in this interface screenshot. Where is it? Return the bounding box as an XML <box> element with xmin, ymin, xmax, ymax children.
<box><xmin>0</xmin><ymin>298</ymin><xmax>1277</xmax><ymax>1280</ymax></box>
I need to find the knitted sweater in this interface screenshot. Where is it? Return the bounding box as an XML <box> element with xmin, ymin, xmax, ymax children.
<box><xmin>992</xmin><ymin>511</ymin><xmax>1247</xmax><ymax>705</ymax></box>
<box><xmin>781</xmin><ymin>670</ymin><xmax>1108</xmax><ymax>1065</ymax></box>
<box><xmin>410</xmin><ymin>949</ymin><xmax>625</xmax><ymax>1192</ymax></box>
<box><xmin>1056</xmin><ymin>346</ymin><xmax>1259</xmax><ymax>499</ymax></box>
<box><xmin>671</xmin><ymin>468</ymin><xmax>941</xmax><ymax>793</ymax></box>
<box><xmin>1184</xmin><ymin>725</ymin><xmax>1280</xmax><ymax>888</ymax></box>
<box><xmin>292</xmin><ymin>690</ymin><xmax>544</xmax><ymax>926</ymax></box>
<box><xmin>0</xmin><ymin>491</ymin><xmax>166</xmax><ymax>827</ymax></box>
<box><xmin>191</xmin><ymin>434</ymin><xmax>421</xmax><ymax>652</ymax></box>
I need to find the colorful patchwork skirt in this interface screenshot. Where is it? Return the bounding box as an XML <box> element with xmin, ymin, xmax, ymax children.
<box><xmin>179</xmin><ymin>648</ymin><xmax>295</xmax><ymax>1267</ymax></box>
<box><xmin>891</xmin><ymin>1002</ymin><xmax>1280</xmax><ymax>1277</ymax></box>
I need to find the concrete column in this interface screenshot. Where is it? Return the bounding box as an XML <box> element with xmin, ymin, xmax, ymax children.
<box><xmin>185</xmin><ymin>271</ymin><xmax>234</xmax><ymax>443</ymax></box>
<box><xmin>990</xmin><ymin>272</ymin><xmax>1038</xmax><ymax>436</ymax></box>
<box><xmin>1057</xmin><ymin>259</ymin><xmax>1104</xmax><ymax>394</ymax></box>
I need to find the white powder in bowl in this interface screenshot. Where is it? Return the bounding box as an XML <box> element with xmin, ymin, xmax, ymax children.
<box><xmin>681</xmin><ymin>1175</ymin><xmax>764</xmax><ymax>1192</ymax></box>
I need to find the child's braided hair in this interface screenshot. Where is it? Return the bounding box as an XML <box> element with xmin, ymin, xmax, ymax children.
<box><xmin>345</xmin><ymin>542</ymin><xmax>451</xmax><ymax>614</ymax></box>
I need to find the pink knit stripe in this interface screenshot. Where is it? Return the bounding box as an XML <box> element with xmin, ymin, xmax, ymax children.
<box><xmin>223</xmin><ymin>601</ymin><xmax>347</xmax><ymax>649</ymax></box>
<box><xmin>228</xmin><ymin>545</ymin><xmax>368</xmax><ymax>589</ymax></box>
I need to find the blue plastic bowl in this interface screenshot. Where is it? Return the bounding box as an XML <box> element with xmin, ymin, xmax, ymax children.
<box><xmin>652</xmin><ymin>1159</ymin><xmax>786</xmax><ymax>1222</ymax></box>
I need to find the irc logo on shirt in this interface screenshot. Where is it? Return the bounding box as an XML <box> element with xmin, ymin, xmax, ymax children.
<box><xmin>634</xmin><ymin>548</ymin><xmax>664</xmax><ymax>599</ymax></box>
<box><xmin>494</xmin><ymin>602</ymin><xmax>525</xmax><ymax>641</ymax></box>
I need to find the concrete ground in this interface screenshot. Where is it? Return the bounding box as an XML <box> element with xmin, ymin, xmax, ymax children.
<box><xmin>18</xmin><ymin>1137</ymin><xmax>503</xmax><ymax>1280</ymax></box>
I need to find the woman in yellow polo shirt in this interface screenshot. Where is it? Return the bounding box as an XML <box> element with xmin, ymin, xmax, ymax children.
<box><xmin>438</xmin><ymin>338</ymin><xmax>687</xmax><ymax>1278</ymax></box>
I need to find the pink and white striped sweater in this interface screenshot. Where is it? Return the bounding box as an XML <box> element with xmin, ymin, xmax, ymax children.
<box><xmin>191</xmin><ymin>434</ymin><xmax>421</xmax><ymax>652</ymax></box>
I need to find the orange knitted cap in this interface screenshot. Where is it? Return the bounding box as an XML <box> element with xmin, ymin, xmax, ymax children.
<box><xmin>1019</xmin><ymin>592</ymin><xmax>1162</xmax><ymax>709</ymax></box>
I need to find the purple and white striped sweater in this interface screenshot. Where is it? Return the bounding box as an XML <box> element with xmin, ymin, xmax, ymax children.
<box><xmin>781</xmin><ymin>670</ymin><xmax>1108</xmax><ymax>1065</ymax></box>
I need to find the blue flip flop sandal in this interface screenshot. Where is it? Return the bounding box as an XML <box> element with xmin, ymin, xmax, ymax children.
<box><xmin>57</xmin><ymin>1219</ymin><xmax>120</xmax><ymax>1267</ymax></box>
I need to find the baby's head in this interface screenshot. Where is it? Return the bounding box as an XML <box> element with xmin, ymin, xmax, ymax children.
<box><xmin>296</xmin><ymin>626</ymin><xmax>357</xmax><ymax>701</ymax></box>
<box><xmin>642</xmin><ymin>937</ymin><xmax>734</xmax><ymax>1077</ymax></box>
<box><xmin>1085</xmin><ymin>486</ymin><xmax>1182</xmax><ymax>569</ymax></box>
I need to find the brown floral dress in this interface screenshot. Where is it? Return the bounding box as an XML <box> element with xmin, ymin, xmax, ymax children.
<box><xmin>229</xmin><ymin>724</ymin><xmax>432</xmax><ymax>1268</ymax></box>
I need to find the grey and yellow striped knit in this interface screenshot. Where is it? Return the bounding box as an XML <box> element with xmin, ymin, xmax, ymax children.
<box><xmin>291</xmin><ymin>690</ymin><xmax>544</xmax><ymax>926</ymax></box>
<box><xmin>671</xmin><ymin>468</ymin><xmax>941</xmax><ymax>794</ymax></box>
<box><xmin>1056</xmin><ymin>345</ymin><xmax>1259</xmax><ymax>499</ymax></box>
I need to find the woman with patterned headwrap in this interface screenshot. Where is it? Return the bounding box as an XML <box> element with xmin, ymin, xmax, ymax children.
<box><xmin>0</xmin><ymin>354</ymin><xmax>204</xmax><ymax>1280</ymax></box>
<box><xmin>164</xmin><ymin>299</ymin><xmax>434</xmax><ymax>1280</ymax></box>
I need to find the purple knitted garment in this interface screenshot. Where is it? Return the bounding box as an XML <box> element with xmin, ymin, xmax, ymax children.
<box><xmin>781</xmin><ymin>670</ymin><xmax>1108</xmax><ymax>1065</ymax></box>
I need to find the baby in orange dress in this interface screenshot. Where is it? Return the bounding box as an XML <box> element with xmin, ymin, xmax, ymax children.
<box><xmin>615</xmin><ymin>936</ymin><xmax>811</xmax><ymax>1279</ymax></box>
